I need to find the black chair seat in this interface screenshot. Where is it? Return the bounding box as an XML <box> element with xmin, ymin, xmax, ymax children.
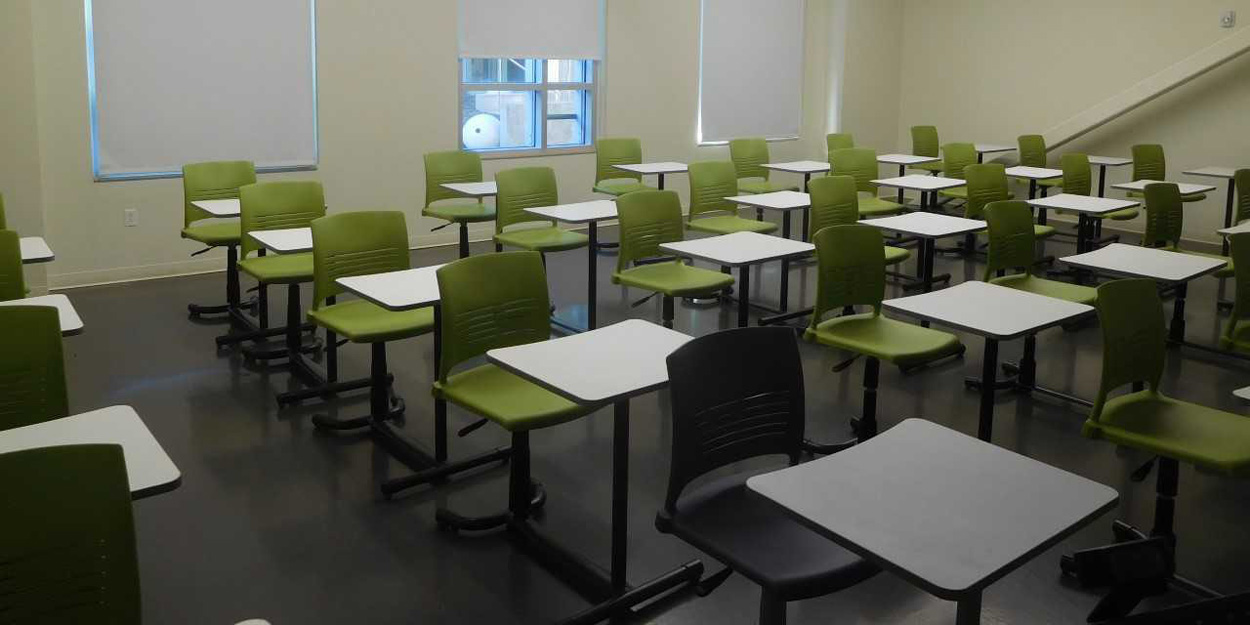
<box><xmin>658</xmin><ymin>471</ymin><xmax>879</xmax><ymax>601</ymax></box>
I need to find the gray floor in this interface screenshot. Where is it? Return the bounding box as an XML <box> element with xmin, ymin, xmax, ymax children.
<box><xmin>57</xmin><ymin>218</ymin><xmax>1249</xmax><ymax>624</ymax></box>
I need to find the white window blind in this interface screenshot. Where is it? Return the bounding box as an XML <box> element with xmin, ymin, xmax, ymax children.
<box><xmin>458</xmin><ymin>0</ymin><xmax>604</xmax><ymax>60</ymax></box>
<box><xmin>86</xmin><ymin>0</ymin><xmax>318</xmax><ymax>180</ymax></box>
<box><xmin>698</xmin><ymin>0</ymin><xmax>805</xmax><ymax>144</ymax></box>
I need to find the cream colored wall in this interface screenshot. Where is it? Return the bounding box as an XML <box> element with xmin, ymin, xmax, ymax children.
<box><xmin>836</xmin><ymin>0</ymin><xmax>905</xmax><ymax>153</ymax></box>
<box><xmin>11</xmin><ymin>0</ymin><xmax>835</xmax><ymax>289</ymax></box>
<box><xmin>0</xmin><ymin>0</ymin><xmax>46</xmax><ymax>290</ymax></box>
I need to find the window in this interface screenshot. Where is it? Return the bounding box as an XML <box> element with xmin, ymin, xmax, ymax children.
<box><xmin>459</xmin><ymin>59</ymin><xmax>595</xmax><ymax>154</ymax></box>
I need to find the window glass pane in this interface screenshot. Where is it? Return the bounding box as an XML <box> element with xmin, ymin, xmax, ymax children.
<box><xmin>547</xmin><ymin>59</ymin><xmax>591</xmax><ymax>83</ymax></box>
<box><xmin>546</xmin><ymin>89</ymin><xmax>590</xmax><ymax>147</ymax></box>
<box><xmin>461</xmin><ymin>58</ymin><xmax>539</xmax><ymax>83</ymax></box>
<box><xmin>462</xmin><ymin>90</ymin><xmax>537</xmax><ymax>149</ymax></box>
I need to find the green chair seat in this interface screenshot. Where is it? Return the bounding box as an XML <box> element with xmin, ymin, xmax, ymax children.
<box><xmin>238</xmin><ymin>252</ymin><xmax>314</xmax><ymax>284</ymax></box>
<box><xmin>1034</xmin><ymin>224</ymin><xmax>1057</xmax><ymax>239</ymax></box>
<box><xmin>1014</xmin><ymin>177</ymin><xmax>1064</xmax><ymax>188</ymax></box>
<box><xmin>1128</xmin><ymin>190</ymin><xmax>1207</xmax><ymax>203</ymax></box>
<box><xmin>805</xmin><ymin>312</ymin><xmax>964</xmax><ymax>368</ymax></box>
<box><xmin>858</xmin><ymin>194</ymin><xmax>905</xmax><ymax>216</ymax></box>
<box><xmin>738</xmin><ymin>179</ymin><xmax>799</xmax><ymax>194</ymax></box>
<box><xmin>1181</xmin><ymin>249</ymin><xmax>1234</xmax><ymax>279</ymax></box>
<box><xmin>989</xmin><ymin>273</ymin><xmax>1097</xmax><ymax>305</ymax></box>
<box><xmin>308</xmin><ymin>299</ymin><xmax>434</xmax><ymax>343</ymax></box>
<box><xmin>181</xmin><ymin>221</ymin><xmax>241</xmax><ymax>246</ymax></box>
<box><xmin>909</xmin><ymin>161</ymin><xmax>944</xmax><ymax>174</ymax></box>
<box><xmin>614</xmin><ymin>261</ymin><xmax>734</xmax><ymax>298</ymax></box>
<box><xmin>688</xmin><ymin>215</ymin><xmax>778</xmax><ymax>235</ymax></box>
<box><xmin>1084</xmin><ymin>390</ymin><xmax>1250</xmax><ymax>475</ymax></box>
<box><xmin>884</xmin><ymin>246</ymin><xmax>910</xmax><ymax>265</ymax></box>
<box><xmin>594</xmin><ymin>180</ymin><xmax>654</xmax><ymax>196</ymax></box>
<box><xmin>495</xmin><ymin>226</ymin><xmax>589</xmax><ymax>252</ymax></box>
<box><xmin>939</xmin><ymin>186</ymin><xmax>967</xmax><ymax>200</ymax></box>
<box><xmin>1095</xmin><ymin>207</ymin><xmax>1139</xmax><ymax>221</ymax></box>
<box><xmin>422</xmin><ymin>200</ymin><xmax>496</xmax><ymax>223</ymax></box>
<box><xmin>433</xmin><ymin>364</ymin><xmax>587</xmax><ymax>432</ymax></box>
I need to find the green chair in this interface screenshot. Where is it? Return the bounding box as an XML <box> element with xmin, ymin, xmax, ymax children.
<box><xmin>1063</xmin><ymin>152</ymin><xmax>1138</xmax><ymax>220</ymax></box>
<box><xmin>613</xmin><ymin>190</ymin><xmax>734</xmax><ymax>328</ymax></box>
<box><xmin>433</xmin><ymin>251</ymin><xmax>593</xmax><ymax>532</ymax></box>
<box><xmin>804</xmin><ymin>225</ymin><xmax>964</xmax><ymax>444</ymax></box>
<box><xmin>687</xmin><ymin>161</ymin><xmax>778</xmax><ymax>235</ymax></box>
<box><xmin>826</xmin><ymin>132</ymin><xmax>854</xmax><ymax>152</ymax></box>
<box><xmin>809</xmin><ymin>175</ymin><xmax>910</xmax><ymax>267</ymax></box>
<box><xmin>493</xmin><ymin>167</ymin><xmax>589</xmax><ymax>253</ymax></box>
<box><xmin>423</xmin><ymin>150</ymin><xmax>496</xmax><ymax>259</ymax></box>
<box><xmin>0</xmin><ymin>306</ymin><xmax>67</xmax><ymax>431</ymax></box>
<box><xmin>1129</xmin><ymin>144</ymin><xmax>1206</xmax><ymax>202</ymax></box>
<box><xmin>181</xmin><ymin>161</ymin><xmax>257</xmax><ymax>319</ymax></box>
<box><xmin>936</xmin><ymin>142</ymin><xmax>979</xmax><ymax>202</ymax></box>
<box><xmin>829</xmin><ymin>148</ymin><xmax>905</xmax><ymax>217</ymax></box>
<box><xmin>1221</xmin><ymin>232</ymin><xmax>1250</xmax><ymax>353</ymax></box>
<box><xmin>0</xmin><ymin>444</ymin><xmax>140</xmax><ymax>622</ymax></box>
<box><xmin>966</xmin><ymin>163</ymin><xmax>1054</xmax><ymax>236</ymax></box>
<box><xmin>1141</xmin><ymin>183</ymin><xmax>1233</xmax><ymax>278</ymax></box>
<box><xmin>984</xmin><ymin>201</ymin><xmax>1096</xmax><ymax>304</ymax></box>
<box><xmin>1016</xmin><ymin>135</ymin><xmax>1064</xmax><ymax>193</ymax></box>
<box><xmin>0</xmin><ymin>229</ymin><xmax>26</xmax><ymax>301</ymax></box>
<box><xmin>593</xmin><ymin>137</ymin><xmax>654</xmax><ymax>197</ymax></box>
<box><xmin>909</xmin><ymin>126</ymin><xmax>945</xmax><ymax>174</ymax></box>
<box><xmin>729</xmin><ymin>138</ymin><xmax>799</xmax><ymax>196</ymax></box>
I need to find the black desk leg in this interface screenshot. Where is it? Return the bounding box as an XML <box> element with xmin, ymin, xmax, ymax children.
<box><xmin>657</xmin><ymin>173</ymin><xmax>665</xmax><ymax>190</ymax></box>
<box><xmin>1223</xmin><ymin>179</ymin><xmax>1235</xmax><ymax>256</ymax></box>
<box><xmin>896</xmin><ymin>164</ymin><xmax>906</xmax><ymax>204</ymax></box>
<box><xmin>588</xmin><ymin>222</ymin><xmax>598</xmax><ymax>330</ymax></box>
<box><xmin>779</xmin><ymin>213</ymin><xmax>790</xmax><ymax>313</ymax></box>
<box><xmin>957</xmin><ymin>592</ymin><xmax>982</xmax><ymax>625</ymax></box>
<box><xmin>977</xmin><ymin>152</ymin><xmax>985</xmax><ymax>164</ymax></box>
<box><xmin>978</xmin><ymin>338</ymin><xmax>999</xmax><ymax>442</ymax></box>
<box><xmin>1169</xmin><ymin>282</ymin><xmax>1188</xmax><ymax>344</ymax></box>
<box><xmin>1029</xmin><ymin>179</ymin><xmax>1038</xmax><ymax>201</ymax></box>
<box><xmin>1097</xmin><ymin>165</ymin><xmax>1107</xmax><ymax>198</ymax></box>
<box><xmin>458</xmin><ymin>223</ymin><xmax>471</xmax><ymax>259</ymax></box>
<box><xmin>922</xmin><ymin>238</ymin><xmax>936</xmax><ymax>293</ymax></box>
<box><xmin>801</xmin><ymin>173</ymin><xmax>812</xmax><ymax>241</ymax></box>
<box><xmin>738</xmin><ymin>266</ymin><xmax>750</xmax><ymax>328</ymax></box>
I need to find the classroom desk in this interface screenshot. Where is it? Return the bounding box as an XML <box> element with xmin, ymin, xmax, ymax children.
<box><xmin>1184</xmin><ymin>166</ymin><xmax>1242</xmax><ymax>255</ymax></box>
<box><xmin>1026</xmin><ymin>194</ymin><xmax>1140</xmax><ymax>254</ymax></box>
<box><xmin>0</xmin><ymin>294</ymin><xmax>83</xmax><ymax>335</ymax></box>
<box><xmin>1005</xmin><ymin>166</ymin><xmax>1063</xmax><ymax>206</ymax></box>
<box><xmin>247</xmin><ymin>227</ymin><xmax>325</xmax><ymax>398</ymax></box>
<box><xmin>248</xmin><ymin>228</ymin><xmax>312</xmax><ymax>254</ymax></box>
<box><xmin>1218</xmin><ymin>221</ymin><xmax>1250</xmax><ymax>237</ymax></box>
<box><xmin>660</xmin><ymin>232</ymin><xmax>814</xmax><ymax>328</ymax></box>
<box><xmin>1110</xmin><ymin>180</ymin><xmax>1217</xmax><ymax>197</ymax></box>
<box><xmin>191</xmin><ymin>198</ymin><xmax>241</xmax><ymax>217</ymax></box>
<box><xmin>972</xmin><ymin>143</ymin><xmax>1016</xmax><ymax>163</ymax></box>
<box><xmin>440</xmin><ymin>181</ymin><xmax>497</xmax><ymax>199</ymax></box>
<box><xmin>19</xmin><ymin>236</ymin><xmax>54</xmax><ymax>264</ymax></box>
<box><xmin>762</xmin><ymin>160</ymin><xmax>830</xmax><ymax>194</ymax></box>
<box><xmin>872</xmin><ymin>174</ymin><xmax>965</xmax><ymax>215</ymax></box>
<box><xmin>0</xmin><ymin>405</ymin><xmax>181</xmax><ymax>499</ymax></box>
<box><xmin>612</xmin><ymin>162</ymin><xmax>687</xmax><ymax>190</ymax></box>
<box><xmin>878</xmin><ymin>154</ymin><xmax>942</xmax><ymax>203</ymax></box>
<box><xmin>1087</xmin><ymin>156</ymin><xmax>1132</xmax><ymax>197</ymax></box>
<box><xmin>1236</xmin><ymin>386</ymin><xmax>1250</xmax><ymax>402</ymax></box>
<box><xmin>190</xmin><ymin>198</ymin><xmax>250</xmax><ymax>328</ymax></box>
<box><xmin>883</xmin><ymin>281</ymin><xmax>1094</xmax><ymax>442</ymax></box>
<box><xmin>484</xmin><ymin>319</ymin><xmax>701</xmax><ymax>624</ymax></box>
<box><xmin>861</xmin><ymin>212</ymin><xmax>985</xmax><ymax>293</ymax></box>
<box><xmin>525</xmin><ymin>200</ymin><xmax>618</xmax><ymax>331</ymax></box>
<box><xmin>749</xmin><ymin>418</ymin><xmax>1118</xmax><ymax>625</ymax></box>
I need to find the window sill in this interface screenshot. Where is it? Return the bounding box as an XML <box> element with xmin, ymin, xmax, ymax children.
<box><xmin>474</xmin><ymin>145</ymin><xmax>595</xmax><ymax>160</ymax></box>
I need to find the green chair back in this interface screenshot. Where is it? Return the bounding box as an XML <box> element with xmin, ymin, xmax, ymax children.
<box><xmin>829</xmin><ymin>148</ymin><xmax>879</xmax><ymax>195</ymax></box>
<box><xmin>615</xmin><ymin>190</ymin><xmax>684</xmax><ymax>272</ymax></box>
<box><xmin>1142</xmin><ymin>183</ymin><xmax>1183</xmax><ymax>248</ymax></box>
<box><xmin>942</xmin><ymin>143</ymin><xmax>977</xmax><ymax>180</ymax></box>
<box><xmin>0</xmin><ymin>444</ymin><xmax>140</xmax><ymax>622</ymax></box>
<box><xmin>1132</xmin><ymin>144</ymin><xmax>1166</xmax><ymax>181</ymax></box>
<box><xmin>0</xmin><ymin>192</ymin><xmax>6</xmax><ymax>230</ymax></box>
<box><xmin>1235</xmin><ymin>169</ymin><xmax>1250</xmax><ymax>225</ymax></box>
<box><xmin>964</xmin><ymin>163</ymin><xmax>1010</xmax><ymax>220</ymax></box>
<box><xmin>983</xmin><ymin>200</ymin><xmax>1037</xmax><ymax>279</ymax></box>
<box><xmin>728</xmin><ymin>138</ymin><xmax>771</xmax><ymax>181</ymax></box>
<box><xmin>911</xmin><ymin>126</ymin><xmax>940</xmax><ymax>158</ymax></box>
<box><xmin>688</xmin><ymin>161</ymin><xmax>740</xmax><ymax>219</ymax></box>
<box><xmin>826</xmin><ymin>133</ymin><xmax>854</xmax><ymax>152</ymax></box>
<box><xmin>424</xmin><ymin>150</ymin><xmax>484</xmax><ymax>208</ymax></box>
<box><xmin>808</xmin><ymin>225</ymin><xmax>886</xmax><ymax>326</ymax></box>
<box><xmin>435</xmin><ymin>251</ymin><xmax>551</xmax><ymax>382</ymax></box>
<box><xmin>0</xmin><ymin>229</ymin><xmax>25</xmax><ymax>301</ymax></box>
<box><xmin>1018</xmin><ymin>135</ymin><xmax>1047</xmax><ymax>168</ymax></box>
<box><xmin>238</xmin><ymin>181</ymin><xmax>326</xmax><ymax>259</ymax></box>
<box><xmin>495</xmin><ymin>166</ymin><xmax>558</xmax><ymax>232</ymax></box>
<box><xmin>310</xmin><ymin>211</ymin><xmax>410</xmax><ymax>309</ymax></box>
<box><xmin>1224</xmin><ymin>232</ymin><xmax>1250</xmax><ymax>350</ymax></box>
<box><xmin>595</xmin><ymin>137</ymin><xmax>643</xmax><ymax>185</ymax></box>
<box><xmin>0</xmin><ymin>306</ymin><xmax>68</xmax><ymax>430</ymax></box>
<box><xmin>1089</xmin><ymin>279</ymin><xmax>1167</xmax><ymax>421</ymax></box>
<box><xmin>182</xmin><ymin>160</ymin><xmax>257</xmax><ymax>228</ymax></box>
<box><xmin>807</xmin><ymin>175</ymin><xmax>859</xmax><ymax>239</ymax></box>
<box><xmin>1061</xmin><ymin>153</ymin><xmax>1092</xmax><ymax>196</ymax></box>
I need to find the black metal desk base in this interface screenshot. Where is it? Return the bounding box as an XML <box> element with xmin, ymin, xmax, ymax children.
<box><xmin>964</xmin><ymin>335</ymin><xmax>1094</xmax><ymax>408</ymax></box>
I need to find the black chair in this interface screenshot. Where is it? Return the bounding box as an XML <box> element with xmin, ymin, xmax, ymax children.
<box><xmin>656</xmin><ymin>326</ymin><xmax>879</xmax><ymax>625</ymax></box>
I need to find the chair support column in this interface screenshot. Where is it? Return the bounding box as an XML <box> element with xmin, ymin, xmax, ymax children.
<box><xmin>1152</xmin><ymin>458</ymin><xmax>1179</xmax><ymax>539</ymax></box>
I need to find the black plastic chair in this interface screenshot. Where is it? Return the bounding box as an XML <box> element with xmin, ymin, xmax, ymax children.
<box><xmin>656</xmin><ymin>326</ymin><xmax>878</xmax><ymax>625</ymax></box>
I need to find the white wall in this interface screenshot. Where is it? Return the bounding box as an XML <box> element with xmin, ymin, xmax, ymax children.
<box><xmin>0</xmin><ymin>0</ymin><xmax>46</xmax><ymax>290</ymax></box>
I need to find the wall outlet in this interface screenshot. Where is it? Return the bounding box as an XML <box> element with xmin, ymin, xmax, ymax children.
<box><xmin>124</xmin><ymin>208</ymin><xmax>138</xmax><ymax>227</ymax></box>
<box><xmin>1222</xmin><ymin>10</ymin><xmax>1236</xmax><ymax>28</ymax></box>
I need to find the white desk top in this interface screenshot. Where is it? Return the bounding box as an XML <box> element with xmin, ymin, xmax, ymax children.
<box><xmin>0</xmin><ymin>294</ymin><xmax>83</xmax><ymax>335</ymax></box>
<box><xmin>1061</xmin><ymin>243</ymin><xmax>1227</xmax><ymax>284</ymax></box>
<box><xmin>973</xmin><ymin>143</ymin><xmax>1015</xmax><ymax>154</ymax></box>
<box><xmin>0</xmin><ymin>405</ymin><xmax>181</xmax><ymax>499</ymax></box>
<box><xmin>762</xmin><ymin>161</ymin><xmax>830</xmax><ymax>175</ymax></box>
<box><xmin>1218</xmin><ymin>221</ymin><xmax>1250</xmax><ymax>236</ymax></box>
<box><xmin>191</xmin><ymin>198</ymin><xmax>241</xmax><ymax>217</ymax></box>
<box><xmin>878</xmin><ymin>153</ymin><xmax>941</xmax><ymax>166</ymax></box>
<box><xmin>441</xmin><ymin>181</ymin><xmax>497</xmax><ymax>197</ymax></box>
<box><xmin>20</xmin><ymin>236</ymin><xmax>54</xmax><ymax>264</ymax></box>
<box><xmin>487</xmin><ymin>319</ymin><xmax>692</xmax><ymax>405</ymax></box>
<box><xmin>1184</xmin><ymin>166</ymin><xmax>1240</xmax><ymax>179</ymax></box>
<box><xmin>613</xmin><ymin>162</ymin><xmax>688</xmax><ymax>175</ymax></box>
<box><xmin>726</xmin><ymin>190</ymin><xmax>811</xmax><ymax>211</ymax></box>
<box><xmin>860</xmin><ymin>212</ymin><xmax>986</xmax><ymax>238</ymax></box>
<box><xmin>1088</xmin><ymin>156</ymin><xmax>1132</xmax><ymax>167</ymax></box>
<box><xmin>249</xmin><ymin>227</ymin><xmax>312</xmax><ymax>254</ymax></box>
<box><xmin>659</xmin><ymin>231</ymin><xmax>814</xmax><ymax>267</ymax></box>
<box><xmin>335</xmin><ymin>265</ymin><xmax>445</xmax><ymax>311</ymax></box>
<box><xmin>883</xmin><ymin>280</ymin><xmax>1094</xmax><ymax>340</ymax></box>
<box><xmin>1005</xmin><ymin>165</ymin><xmax>1063</xmax><ymax>180</ymax></box>
<box><xmin>1026</xmin><ymin>194</ymin><xmax>1139</xmax><ymax>215</ymax></box>
<box><xmin>1110</xmin><ymin>179</ymin><xmax>1217</xmax><ymax>195</ymax></box>
<box><xmin>871</xmin><ymin>174</ymin><xmax>965</xmax><ymax>192</ymax></box>
<box><xmin>748</xmin><ymin>419</ymin><xmax>1118</xmax><ymax>598</ymax></box>
<box><xmin>1235</xmin><ymin>386</ymin><xmax>1250</xmax><ymax>402</ymax></box>
<box><xmin>524</xmin><ymin>200</ymin><xmax>618</xmax><ymax>224</ymax></box>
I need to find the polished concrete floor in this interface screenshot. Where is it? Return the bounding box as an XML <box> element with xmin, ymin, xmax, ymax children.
<box><xmin>57</xmin><ymin>217</ymin><xmax>1249</xmax><ymax>624</ymax></box>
